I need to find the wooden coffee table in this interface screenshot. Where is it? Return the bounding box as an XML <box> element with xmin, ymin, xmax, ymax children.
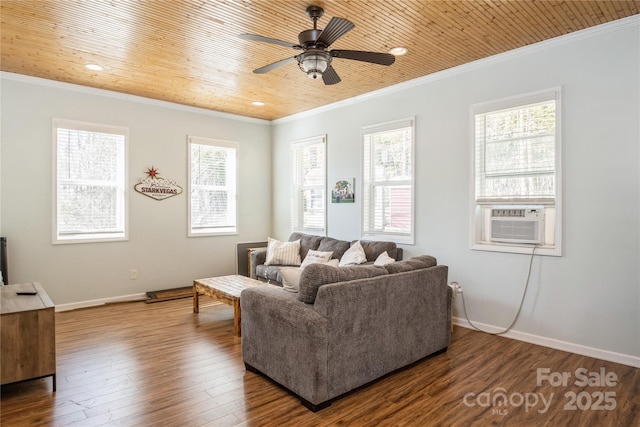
<box><xmin>193</xmin><ymin>275</ymin><xmax>277</xmax><ymax>336</ymax></box>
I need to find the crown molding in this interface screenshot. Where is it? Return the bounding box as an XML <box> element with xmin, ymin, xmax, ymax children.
<box><xmin>274</xmin><ymin>15</ymin><xmax>639</xmax><ymax>124</ymax></box>
<box><xmin>0</xmin><ymin>71</ymin><xmax>271</xmax><ymax>125</ymax></box>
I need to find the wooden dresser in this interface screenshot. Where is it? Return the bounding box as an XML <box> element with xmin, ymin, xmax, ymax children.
<box><xmin>1</xmin><ymin>282</ymin><xmax>56</xmax><ymax>391</ymax></box>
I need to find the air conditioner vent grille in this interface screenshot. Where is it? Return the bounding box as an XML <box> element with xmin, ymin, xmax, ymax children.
<box><xmin>492</xmin><ymin>208</ymin><xmax>526</xmax><ymax>218</ymax></box>
<box><xmin>489</xmin><ymin>206</ymin><xmax>544</xmax><ymax>244</ymax></box>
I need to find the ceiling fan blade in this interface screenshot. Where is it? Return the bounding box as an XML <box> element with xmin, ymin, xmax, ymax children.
<box><xmin>316</xmin><ymin>17</ymin><xmax>355</xmax><ymax>47</ymax></box>
<box><xmin>253</xmin><ymin>56</ymin><xmax>297</xmax><ymax>74</ymax></box>
<box><xmin>239</xmin><ymin>33</ymin><xmax>299</xmax><ymax>49</ymax></box>
<box><xmin>322</xmin><ymin>66</ymin><xmax>341</xmax><ymax>85</ymax></box>
<box><xmin>330</xmin><ymin>50</ymin><xmax>396</xmax><ymax>66</ymax></box>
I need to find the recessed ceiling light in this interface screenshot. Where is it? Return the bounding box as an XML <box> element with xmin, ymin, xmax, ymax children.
<box><xmin>85</xmin><ymin>63</ymin><xmax>104</xmax><ymax>71</ymax></box>
<box><xmin>252</xmin><ymin>101</ymin><xmax>265</xmax><ymax>106</ymax></box>
<box><xmin>388</xmin><ymin>47</ymin><xmax>408</xmax><ymax>56</ymax></box>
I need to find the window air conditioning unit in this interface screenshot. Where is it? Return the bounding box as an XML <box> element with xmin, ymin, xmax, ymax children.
<box><xmin>489</xmin><ymin>206</ymin><xmax>544</xmax><ymax>244</ymax></box>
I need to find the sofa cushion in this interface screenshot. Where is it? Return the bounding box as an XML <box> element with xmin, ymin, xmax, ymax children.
<box><xmin>300</xmin><ymin>250</ymin><xmax>333</xmax><ymax>268</ymax></box>
<box><xmin>265</xmin><ymin>238</ymin><xmax>301</xmax><ymax>266</ymax></box>
<box><xmin>384</xmin><ymin>255</ymin><xmax>437</xmax><ymax>274</ymax></box>
<box><xmin>317</xmin><ymin>237</ymin><xmax>351</xmax><ymax>260</ymax></box>
<box><xmin>339</xmin><ymin>241</ymin><xmax>368</xmax><ymax>266</ymax></box>
<box><xmin>279</xmin><ymin>267</ymin><xmax>303</xmax><ymax>292</ymax></box>
<box><xmin>289</xmin><ymin>232</ymin><xmax>323</xmax><ymax>260</ymax></box>
<box><xmin>373</xmin><ymin>251</ymin><xmax>396</xmax><ymax>266</ymax></box>
<box><xmin>359</xmin><ymin>240</ymin><xmax>398</xmax><ymax>262</ymax></box>
<box><xmin>255</xmin><ymin>264</ymin><xmax>282</xmax><ymax>283</ymax></box>
<box><xmin>298</xmin><ymin>263</ymin><xmax>388</xmax><ymax>304</ymax></box>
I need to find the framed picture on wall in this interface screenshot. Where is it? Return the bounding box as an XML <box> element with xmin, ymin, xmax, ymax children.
<box><xmin>332</xmin><ymin>178</ymin><xmax>355</xmax><ymax>203</ymax></box>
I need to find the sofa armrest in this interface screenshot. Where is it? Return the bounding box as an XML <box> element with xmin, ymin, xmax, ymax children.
<box><xmin>240</xmin><ymin>287</ymin><xmax>330</xmax><ymax>404</ymax></box>
<box><xmin>249</xmin><ymin>248</ymin><xmax>267</xmax><ymax>279</ymax></box>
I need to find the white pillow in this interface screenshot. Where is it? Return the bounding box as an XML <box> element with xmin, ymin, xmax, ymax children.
<box><xmin>339</xmin><ymin>240</ymin><xmax>367</xmax><ymax>266</ymax></box>
<box><xmin>280</xmin><ymin>259</ymin><xmax>339</xmax><ymax>293</ymax></box>
<box><xmin>279</xmin><ymin>267</ymin><xmax>302</xmax><ymax>292</ymax></box>
<box><xmin>374</xmin><ymin>251</ymin><xmax>395</xmax><ymax>266</ymax></box>
<box><xmin>301</xmin><ymin>250</ymin><xmax>333</xmax><ymax>269</ymax></box>
<box><xmin>326</xmin><ymin>259</ymin><xmax>340</xmax><ymax>267</ymax></box>
<box><xmin>265</xmin><ymin>237</ymin><xmax>301</xmax><ymax>266</ymax></box>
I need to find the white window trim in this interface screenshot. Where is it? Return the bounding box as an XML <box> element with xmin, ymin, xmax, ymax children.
<box><xmin>291</xmin><ymin>135</ymin><xmax>327</xmax><ymax>236</ymax></box>
<box><xmin>361</xmin><ymin>117</ymin><xmax>415</xmax><ymax>245</ymax></box>
<box><xmin>187</xmin><ymin>136</ymin><xmax>239</xmax><ymax>237</ymax></box>
<box><xmin>52</xmin><ymin>118</ymin><xmax>129</xmax><ymax>244</ymax></box>
<box><xmin>469</xmin><ymin>88</ymin><xmax>563</xmax><ymax>256</ymax></box>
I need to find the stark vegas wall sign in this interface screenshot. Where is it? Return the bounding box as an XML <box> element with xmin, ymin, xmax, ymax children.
<box><xmin>134</xmin><ymin>166</ymin><xmax>183</xmax><ymax>201</ymax></box>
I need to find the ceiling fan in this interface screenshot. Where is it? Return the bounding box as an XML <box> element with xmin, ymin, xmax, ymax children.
<box><xmin>239</xmin><ymin>5</ymin><xmax>395</xmax><ymax>85</ymax></box>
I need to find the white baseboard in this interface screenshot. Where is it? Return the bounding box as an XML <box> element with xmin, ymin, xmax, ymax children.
<box><xmin>55</xmin><ymin>293</ymin><xmax>147</xmax><ymax>312</ymax></box>
<box><xmin>453</xmin><ymin>316</ymin><xmax>640</xmax><ymax>369</ymax></box>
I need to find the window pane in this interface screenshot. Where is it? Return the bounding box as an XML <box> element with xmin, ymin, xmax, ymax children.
<box><xmin>191</xmin><ymin>144</ymin><xmax>230</xmax><ymax>186</ymax></box>
<box><xmin>189</xmin><ymin>137</ymin><xmax>237</xmax><ymax>235</ymax></box>
<box><xmin>58</xmin><ymin>185</ymin><xmax>119</xmax><ymax>233</ymax></box>
<box><xmin>190</xmin><ymin>189</ymin><xmax>231</xmax><ymax>228</ymax></box>
<box><xmin>54</xmin><ymin>121</ymin><xmax>127</xmax><ymax>243</ymax></box>
<box><xmin>58</xmin><ymin>129</ymin><xmax>122</xmax><ymax>181</ymax></box>
<box><xmin>291</xmin><ymin>137</ymin><xmax>326</xmax><ymax>234</ymax></box>
<box><xmin>301</xmin><ymin>188</ymin><xmax>325</xmax><ymax>229</ymax></box>
<box><xmin>476</xmin><ymin>100</ymin><xmax>556</xmax><ymax>200</ymax></box>
<box><xmin>372</xmin><ymin>185</ymin><xmax>411</xmax><ymax>233</ymax></box>
<box><xmin>369</xmin><ymin>129</ymin><xmax>412</xmax><ymax>181</ymax></box>
<box><xmin>362</xmin><ymin>118</ymin><xmax>414</xmax><ymax>243</ymax></box>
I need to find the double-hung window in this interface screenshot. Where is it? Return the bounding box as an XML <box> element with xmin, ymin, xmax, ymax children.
<box><xmin>188</xmin><ymin>136</ymin><xmax>238</xmax><ymax>236</ymax></box>
<box><xmin>471</xmin><ymin>88</ymin><xmax>562</xmax><ymax>255</ymax></box>
<box><xmin>362</xmin><ymin>118</ymin><xmax>415</xmax><ymax>244</ymax></box>
<box><xmin>53</xmin><ymin>119</ymin><xmax>128</xmax><ymax>244</ymax></box>
<box><xmin>291</xmin><ymin>135</ymin><xmax>326</xmax><ymax>235</ymax></box>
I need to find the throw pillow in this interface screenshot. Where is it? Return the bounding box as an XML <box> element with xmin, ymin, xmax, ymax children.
<box><xmin>360</xmin><ymin>240</ymin><xmax>398</xmax><ymax>262</ymax></box>
<box><xmin>279</xmin><ymin>267</ymin><xmax>303</xmax><ymax>293</ymax></box>
<box><xmin>339</xmin><ymin>240</ymin><xmax>367</xmax><ymax>266</ymax></box>
<box><xmin>373</xmin><ymin>251</ymin><xmax>395</xmax><ymax>266</ymax></box>
<box><xmin>317</xmin><ymin>237</ymin><xmax>351</xmax><ymax>260</ymax></box>
<box><xmin>300</xmin><ymin>250</ymin><xmax>333</xmax><ymax>269</ymax></box>
<box><xmin>265</xmin><ymin>237</ymin><xmax>301</xmax><ymax>266</ymax></box>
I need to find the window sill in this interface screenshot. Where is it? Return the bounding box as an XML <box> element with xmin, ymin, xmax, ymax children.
<box><xmin>362</xmin><ymin>233</ymin><xmax>414</xmax><ymax>245</ymax></box>
<box><xmin>53</xmin><ymin>234</ymin><xmax>128</xmax><ymax>245</ymax></box>
<box><xmin>189</xmin><ymin>230</ymin><xmax>238</xmax><ymax>237</ymax></box>
<box><xmin>471</xmin><ymin>242</ymin><xmax>561</xmax><ymax>257</ymax></box>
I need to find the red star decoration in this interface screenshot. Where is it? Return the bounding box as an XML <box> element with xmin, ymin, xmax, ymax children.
<box><xmin>145</xmin><ymin>166</ymin><xmax>159</xmax><ymax>178</ymax></box>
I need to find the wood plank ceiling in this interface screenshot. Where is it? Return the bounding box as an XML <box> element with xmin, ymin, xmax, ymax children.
<box><xmin>2</xmin><ymin>1</ymin><xmax>638</xmax><ymax>121</ymax></box>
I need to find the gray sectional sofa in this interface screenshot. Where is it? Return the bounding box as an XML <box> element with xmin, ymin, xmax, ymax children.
<box><xmin>241</xmin><ymin>254</ymin><xmax>451</xmax><ymax>411</ymax></box>
<box><xmin>250</xmin><ymin>232</ymin><xmax>403</xmax><ymax>286</ymax></box>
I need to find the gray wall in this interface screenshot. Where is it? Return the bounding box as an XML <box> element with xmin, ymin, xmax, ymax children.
<box><xmin>271</xmin><ymin>19</ymin><xmax>639</xmax><ymax>361</ymax></box>
<box><xmin>1</xmin><ymin>76</ymin><xmax>272</xmax><ymax>304</ymax></box>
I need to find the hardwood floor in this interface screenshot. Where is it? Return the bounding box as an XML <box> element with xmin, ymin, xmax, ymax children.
<box><xmin>1</xmin><ymin>297</ymin><xmax>638</xmax><ymax>426</ymax></box>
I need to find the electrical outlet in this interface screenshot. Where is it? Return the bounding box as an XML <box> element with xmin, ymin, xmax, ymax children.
<box><xmin>448</xmin><ymin>282</ymin><xmax>463</xmax><ymax>298</ymax></box>
<box><xmin>130</xmin><ymin>269</ymin><xmax>138</xmax><ymax>280</ymax></box>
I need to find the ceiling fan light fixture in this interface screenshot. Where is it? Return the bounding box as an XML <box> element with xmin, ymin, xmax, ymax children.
<box><xmin>298</xmin><ymin>51</ymin><xmax>329</xmax><ymax>79</ymax></box>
